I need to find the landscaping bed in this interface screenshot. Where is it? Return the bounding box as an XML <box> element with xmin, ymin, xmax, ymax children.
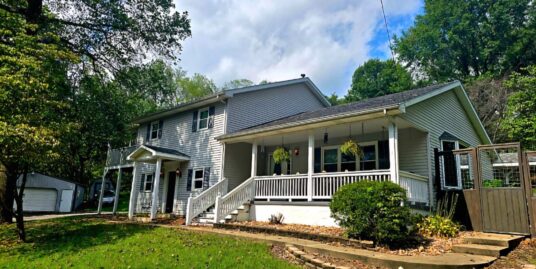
<box><xmin>218</xmin><ymin>221</ymin><xmax>473</xmax><ymax>257</ymax></box>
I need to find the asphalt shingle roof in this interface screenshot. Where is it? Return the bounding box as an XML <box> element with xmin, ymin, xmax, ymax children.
<box><xmin>230</xmin><ymin>81</ymin><xmax>457</xmax><ymax>135</ymax></box>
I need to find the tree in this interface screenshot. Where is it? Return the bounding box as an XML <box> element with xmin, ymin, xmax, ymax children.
<box><xmin>0</xmin><ymin>0</ymin><xmax>191</xmax><ymax>236</ymax></box>
<box><xmin>346</xmin><ymin>59</ymin><xmax>413</xmax><ymax>101</ymax></box>
<box><xmin>178</xmin><ymin>73</ymin><xmax>218</xmax><ymax>101</ymax></box>
<box><xmin>394</xmin><ymin>0</ymin><xmax>536</xmax><ymax>82</ymax></box>
<box><xmin>222</xmin><ymin>79</ymin><xmax>255</xmax><ymax>90</ymax></box>
<box><xmin>501</xmin><ymin>66</ymin><xmax>536</xmax><ymax>150</ymax></box>
<box><xmin>325</xmin><ymin>93</ymin><xmax>346</xmax><ymax>106</ymax></box>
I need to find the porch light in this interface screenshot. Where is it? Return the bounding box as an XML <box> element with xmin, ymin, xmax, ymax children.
<box><xmin>293</xmin><ymin>147</ymin><xmax>300</xmax><ymax>156</ymax></box>
<box><xmin>175</xmin><ymin>168</ymin><xmax>182</xmax><ymax>178</ymax></box>
<box><xmin>323</xmin><ymin>132</ymin><xmax>328</xmax><ymax>144</ymax></box>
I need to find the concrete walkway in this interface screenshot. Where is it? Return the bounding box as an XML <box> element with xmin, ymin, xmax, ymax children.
<box><xmin>173</xmin><ymin>225</ymin><xmax>496</xmax><ymax>269</ymax></box>
<box><xmin>19</xmin><ymin>212</ymin><xmax>116</xmax><ymax>222</ymax></box>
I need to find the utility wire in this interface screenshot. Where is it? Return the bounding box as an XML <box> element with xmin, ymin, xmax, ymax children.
<box><xmin>379</xmin><ymin>0</ymin><xmax>396</xmax><ymax>61</ymax></box>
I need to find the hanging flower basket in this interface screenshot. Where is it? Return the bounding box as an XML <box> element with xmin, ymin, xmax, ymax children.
<box><xmin>340</xmin><ymin>139</ymin><xmax>362</xmax><ymax>157</ymax></box>
<box><xmin>273</xmin><ymin>147</ymin><xmax>290</xmax><ymax>164</ymax></box>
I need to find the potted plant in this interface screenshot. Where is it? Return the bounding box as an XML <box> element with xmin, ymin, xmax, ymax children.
<box><xmin>340</xmin><ymin>139</ymin><xmax>362</xmax><ymax>157</ymax></box>
<box><xmin>273</xmin><ymin>146</ymin><xmax>290</xmax><ymax>164</ymax></box>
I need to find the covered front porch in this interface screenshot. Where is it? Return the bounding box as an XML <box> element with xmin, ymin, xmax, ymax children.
<box><xmin>222</xmin><ymin>117</ymin><xmax>431</xmax><ymax>204</ymax></box>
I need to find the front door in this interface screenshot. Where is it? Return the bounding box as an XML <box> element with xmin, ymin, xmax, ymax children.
<box><xmin>166</xmin><ymin>172</ymin><xmax>176</xmax><ymax>213</ymax></box>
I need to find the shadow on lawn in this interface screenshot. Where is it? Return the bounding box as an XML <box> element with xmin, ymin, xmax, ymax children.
<box><xmin>14</xmin><ymin>217</ymin><xmax>151</xmax><ymax>257</ymax></box>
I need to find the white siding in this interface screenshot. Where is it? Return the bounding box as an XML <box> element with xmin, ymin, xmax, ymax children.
<box><xmin>134</xmin><ymin>102</ymin><xmax>226</xmax><ymax>214</ymax></box>
<box><xmin>226</xmin><ymin>84</ymin><xmax>326</xmax><ymax>133</ymax></box>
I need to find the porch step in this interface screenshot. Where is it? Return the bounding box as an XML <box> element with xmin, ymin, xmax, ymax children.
<box><xmin>452</xmin><ymin>244</ymin><xmax>507</xmax><ymax>257</ymax></box>
<box><xmin>463</xmin><ymin>233</ymin><xmax>525</xmax><ymax>247</ymax></box>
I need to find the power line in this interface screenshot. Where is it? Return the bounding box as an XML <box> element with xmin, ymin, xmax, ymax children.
<box><xmin>379</xmin><ymin>0</ymin><xmax>396</xmax><ymax>61</ymax></box>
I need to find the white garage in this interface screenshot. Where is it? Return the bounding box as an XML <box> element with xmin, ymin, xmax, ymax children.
<box><xmin>15</xmin><ymin>173</ymin><xmax>85</xmax><ymax>213</ymax></box>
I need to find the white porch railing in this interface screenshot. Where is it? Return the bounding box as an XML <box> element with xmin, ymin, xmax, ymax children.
<box><xmin>312</xmin><ymin>170</ymin><xmax>391</xmax><ymax>199</ymax></box>
<box><xmin>214</xmin><ymin>177</ymin><xmax>255</xmax><ymax>224</ymax></box>
<box><xmin>399</xmin><ymin>171</ymin><xmax>429</xmax><ymax>204</ymax></box>
<box><xmin>255</xmin><ymin>175</ymin><xmax>308</xmax><ymax>200</ymax></box>
<box><xmin>185</xmin><ymin>178</ymin><xmax>228</xmax><ymax>225</ymax></box>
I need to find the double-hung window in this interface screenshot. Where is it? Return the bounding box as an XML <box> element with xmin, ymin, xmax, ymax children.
<box><xmin>321</xmin><ymin>142</ymin><xmax>378</xmax><ymax>172</ymax></box>
<box><xmin>192</xmin><ymin>168</ymin><xmax>204</xmax><ymax>190</ymax></box>
<box><xmin>197</xmin><ymin>108</ymin><xmax>209</xmax><ymax>130</ymax></box>
<box><xmin>150</xmin><ymin>121</ymin><xmax>162</xmax><ymax>140</ymax></box>
<box><xmin>441</xmin><ymin>140</ymin><xmax>462</xmax><ymax>189</ymax></box>
<box><xmin>359</xmin><ymin>144</ymin><xmax>377</xmax><ymax>170</ymax></box>
<box><xmin>143</xmin><ymin>174</ymin><xmax>154</xmax><ymax>192</ymax></box>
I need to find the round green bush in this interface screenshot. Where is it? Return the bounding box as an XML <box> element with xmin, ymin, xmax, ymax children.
<box><xmin>329</xmin><ymin>180</ymin><xmax>412</xmax><ymax>246</ymax></box>
<box><xmin>417</xmin><ymin>214</ymin><xmax>460</xmax><ymax>238</ymax></box>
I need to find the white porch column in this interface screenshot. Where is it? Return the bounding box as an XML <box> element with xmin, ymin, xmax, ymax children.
<box><xmin>150</xmin><ymin>158</ymin><xmax>163</xmax><ymax>220</ymax></box>
<box><xmin>112</xmin><ymin>168</ymin><xmax>122</xmax><ymax>215</ymax></box>
<box><xmin>251</xmin><ymin>141</ymin><xmax>258</xmax><ymax>178</ymax></box>
<box><xmin>388</xmin><ymin>122</ymin><xmax>399</xmax><ymax>183</ymax></box>
<box><xmin>97</xmin><ymin>168</ymin><xmax>108</xmax><ymax>214</ymax></box>
<box><xmin>307</xmin><ymin>133</ymin><xmax>314</xmax><ymax>201</ymax></box>
<box><xmin>128</xmin><ymin>162</ymin><xmax>139</xmax><ymax>220</ymax></box>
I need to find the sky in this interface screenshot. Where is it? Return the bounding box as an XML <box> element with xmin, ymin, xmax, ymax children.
<box><xmin>174</xmin><ymin>0</ymin><xmax>424</xmax><ymax>96</ymax></box>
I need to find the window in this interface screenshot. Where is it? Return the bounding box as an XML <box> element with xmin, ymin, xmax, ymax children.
<box><xmin>197</xmin><ymin>108</ymin><xmax>209</xmax><ymax>130</ymax></box>
<box><xmin>192</xmin><ymin>168</ymin><xmax>204</xmax><ymax>190</ymax></box>
<box><xmin>441</xmin><ymin>140</ymin><xmax>461</xmax><ymax>189</ymax></box>
<box><xmin>359</xmin><ymin>144</ymin><xmax>377</xmax><ymax>170</ymax></box>
<box><xmin>150</xmin><ymin>121</ymin><xmax>162</xmax><ymax>140</ymax></box>
<box><xmin>143</xmin><ymin>174</ymin><xmax>154</xmax><ymax>192</ymax></box>
<box><xmin>322</xmin><ymin>147</ymin><xmax>339</xmax><ymax>172</ymax></box>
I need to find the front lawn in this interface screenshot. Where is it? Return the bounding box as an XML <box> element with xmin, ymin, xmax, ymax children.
<box><xmin>0</xmin><ymin>217</ymin><xmax>299</xmax><ymax>268</ymax></box>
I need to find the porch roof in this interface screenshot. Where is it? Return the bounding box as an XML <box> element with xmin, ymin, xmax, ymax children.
<box><xmin>217</xmin><ymin>81</ymin><xmax>460</xmax><ymax>142</ymax></box>
<box><xmin>126</xmin><ymin>144</ymin><xmax>190</xmax><ymax>163</ymax></box>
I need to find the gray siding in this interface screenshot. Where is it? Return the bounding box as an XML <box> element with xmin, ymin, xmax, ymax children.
<box><xmin>134</xmin><ymin>101</ymin><xmax>226</xmax><ymax>214</ymax></box>
<box><xmin>398</xmin><ymin>128</ymin><xmax>428</xmax><ymax>176</ymax></box>
<box><xmin>226</xmin><ymin>84</ymin><xmax>326</xmax><ymax>133</ymax></box>
<box><xmin>224</xmin><ymin>143</ymin><xmax>252</xmax><ymax>190</ymax></box>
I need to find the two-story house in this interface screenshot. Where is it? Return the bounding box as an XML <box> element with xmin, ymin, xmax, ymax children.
<box><xmin>102</xmin><ymin>77</ymin><xmax>490</xmax><ymax>226</ymax></box>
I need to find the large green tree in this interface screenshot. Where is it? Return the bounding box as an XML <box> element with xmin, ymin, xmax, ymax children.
<box><xmin>501</xmin><ymin>66</ymin><xmax>536</xmax><ymax>150</ymax></box>
<box><xmin>346</xmin><ymin>59</ymin><xmax>413</xmax><ymax>101</ymax></box>
<box><xmin>0</xmin><ymin>0</ymin><xmax>191</xmax><ymax>235</ymax></box>
<box><xmin>394</xmin><ymin>0</ymin><xmax>536</xmax><ymax>82</ymax></box>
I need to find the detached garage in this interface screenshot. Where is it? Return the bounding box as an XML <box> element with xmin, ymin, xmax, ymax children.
<box><xmin>15</xmin><ymin>173</ymin><xmax>85</xmax><ymax>213</ymax></box>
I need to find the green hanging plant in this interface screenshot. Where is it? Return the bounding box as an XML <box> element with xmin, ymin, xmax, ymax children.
<box><xmin>340</xmin><ymin>139</ymin><xmax>362</xmax><ymax>157</ymax></box>
<box><xmin>273</xmin><ymin>147</ymin><xmax>290</xmax><ymax>164</ymax></box>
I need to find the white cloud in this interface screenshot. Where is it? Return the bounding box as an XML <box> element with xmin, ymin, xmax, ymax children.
<box><xmin>174</xmin><ymin>0</ymin><xmax>422</xmax><ymax>95</ymax></box>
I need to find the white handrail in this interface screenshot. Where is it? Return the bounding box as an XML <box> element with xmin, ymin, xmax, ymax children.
<box><xmin>214</xmin><ymin>177</ymin><xmax>255</xmax><ymax>223</ymax></box>
<box><xmin>255</xmin><ymin>175</ymin><xmax>308</xmax><ymax>200</ymax></box>
<box><xmin>185</xmin><ymin>178</ymin><xmax>228</xmax><ymax>225</ymax></box>
<box><xmin>312</xmin><ymin>170</ymin><xmax>391</xmax><ymax>198</ymax></box>
<box><xmin>399</xmin><ymin>171</ymin><xmax>429</xmax><ymax>204</ymax></box>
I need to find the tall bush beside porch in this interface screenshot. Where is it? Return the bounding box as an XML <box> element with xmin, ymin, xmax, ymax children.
<box><xmin>329</xmin><ymin>180</ymin><xmax>411</xmax><ymax>246</ymax></box>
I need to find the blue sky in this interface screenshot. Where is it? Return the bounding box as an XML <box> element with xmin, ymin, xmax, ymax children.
<box><xmin>175</xmin><ymin>0</ymin><xmax>424</xmax><ymax>96</ymax></box>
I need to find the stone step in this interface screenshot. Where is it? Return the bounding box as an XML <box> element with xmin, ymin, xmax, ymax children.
<box><xmin>463</xmin><ymin>233</ymin><xmax>525</xmax><ymax>247</ymax></box>
<box><xmin>452</xmin><ymin>243</ymin><xmax>507</xmax><ymax>257</ymax></box>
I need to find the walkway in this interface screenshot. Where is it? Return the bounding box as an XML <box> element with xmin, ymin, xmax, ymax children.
<box><xmin>20</xmin><ymin>212</ymin><xmax>116</xmax><ymax>222</ymax></box>
<box><xmin>166</xmin><ymin>225</ymin><xmax>496</xmax><ymax>269</ymax></box>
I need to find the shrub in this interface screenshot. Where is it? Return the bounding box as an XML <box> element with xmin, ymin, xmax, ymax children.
<box><xmin>417</xmin><ymin>215</ymin><xmax>460</xmax><ymax>237</ymax></box>
<box><xmin>329</xmin><ymin>181</ymin><xmax>411</xmax><ymax>246</ymax></box>
<box><xmin>483</xmin><ymin>179</ymin><xmax>503</xmax><ymax>188</ymax></box>
<box><xmin>272</xmin><ymin>147</ymin><xmax>290</xmax><ymax>164</ymax></box>
<box><xmin>268</xmin><ymin>213</ymin><xmax>284</xmax><ymax>224</ymax></box>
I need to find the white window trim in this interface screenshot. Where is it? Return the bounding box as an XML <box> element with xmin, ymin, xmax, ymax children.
<box><xmin>192</xmin><ymin>167</ymin><xmax>205</xmax><ymax>190</ymax></box>
<box><xmin>197</xmin><ymin>107</ymin><xmax>210</xmax><ymax>131</ymax></box>
<box><xmin>440</xmin><ymin>140</ymin><xmax>463</xmax><ymax>190</ymax></box>
<box><xmin>143</xmin><ymin>173</ymin><xmax>154</xmax><ymax>192</ymax></box>
<box><xmin>320</xmin><ymin>141</ymin><xmax>379</xmax><ymax>172</ymax></box>
<box><xmin>149</xmin><ymin>120</ymin><xmax>161</xmax><ymax>140</ymax></box>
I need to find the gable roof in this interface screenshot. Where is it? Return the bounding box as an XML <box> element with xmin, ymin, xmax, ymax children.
<box><xmin>133</xmin><ymin>77</ymin><xmax>330</xmax><ymax>124</ymax></box>
<box><xmin>127</xmin><ymin>144</ymin><xmax>190</xmax><ymax>162</ymax></box>
<box><xmin>217</xmin><ymin>81</ymin><xmax>492</xmax><ymax>144</ymax></box>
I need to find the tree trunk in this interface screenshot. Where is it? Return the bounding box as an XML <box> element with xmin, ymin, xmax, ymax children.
<box><xmin>13</xmin><ymin>172</ymin><xmax>27</xmax><ymax>242</ymax></box>
<box><xmin>0</xmin><ymin>166</ymin><xmax>16</xmax><ymax>223</ymax></box>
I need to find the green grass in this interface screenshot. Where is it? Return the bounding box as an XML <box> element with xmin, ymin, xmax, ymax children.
<box><xmin>0</xmin><ymin>217</ymin><xmax>299</xmax><ymax>269</ymax></box>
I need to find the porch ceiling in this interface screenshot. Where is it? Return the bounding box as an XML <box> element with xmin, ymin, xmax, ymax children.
<box><xmin>242</xmin><ymin>117</ymin><xmax>416</xmax><ymax>146</ymax></box>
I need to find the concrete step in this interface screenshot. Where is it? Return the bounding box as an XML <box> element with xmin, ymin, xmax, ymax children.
<box><xmin>452</xmin><ymin>243</ymin><xmax>507</xmax><ymax>257</ymax></box>
<box><xmin>463</xmin><ymin>233</ymin><xmax>525</xmax><ymax>247</ymax></box>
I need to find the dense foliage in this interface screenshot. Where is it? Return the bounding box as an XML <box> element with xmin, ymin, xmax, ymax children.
<box><xmin>501</xmin><ymin>66</ymin><xmax>536</xmax><ymax>150</ymax></box>
<box><xmin>394</xmin><ymin>0</ymin><xmax>536</xmax><ymax>81</ymax></box>
<box><xmin>330</xmin><ymin>181</ymin><xmax>411</xmax><ymax>246</ymax></box>
<box><xmin>346</xmin><ymin>59</ymin><xmax>413</xmax><ymax>101</ymax></box>
<box><xmin>417</xmin><ymin>215</ymin><xmax>460</xmax><ymax>238</ymax></box>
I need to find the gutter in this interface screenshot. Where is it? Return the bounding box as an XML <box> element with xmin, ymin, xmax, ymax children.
<box><xmin>217</xmin><ymin>104</ymin><xmax>402</xmax><ymax>142</ymax></box>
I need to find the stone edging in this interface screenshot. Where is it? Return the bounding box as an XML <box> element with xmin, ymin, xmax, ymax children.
<box><xmin>214</xmin><ymin>223</ymin><xmax>373</xmax><ymax>248</ymax></box>
<box><xmin>286</xmin><ymin>244</ymin><xmax>350</xmax><ymax>269</ymax></box>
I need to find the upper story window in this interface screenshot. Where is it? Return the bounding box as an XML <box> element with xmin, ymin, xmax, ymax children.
<box><xmin>146</xmin><ymin>120</ymin><xmax>163</xmax><ymax>141</ymax></box>
<box><xmin>198</xmin><ymin>108</ymin><xmax>209</xmax><ymax>130</ymax></box>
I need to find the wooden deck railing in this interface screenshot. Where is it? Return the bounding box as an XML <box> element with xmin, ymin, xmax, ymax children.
<box><xmin>214</xmin><ymin>177</ymin><xmax>255</xmax><ymax>224</ymax></box>
<box><xmin>399</xmin><ymin>170</ymin><xmax>429</xmax><ymax>204</ymax></box>
<box><xmin>106</xmin><ymin>145</ymin><xmax>137</xmax><ymax>168</ymax></box>
<box><xmin>312</xmin><ymin>170</ymin><xmax>391</xmax><ymax>199</ymax></box>
<box><xmin>185</xmin><ymin>178</ymin><xmax>228</xmax><ymax>225</ymax></box>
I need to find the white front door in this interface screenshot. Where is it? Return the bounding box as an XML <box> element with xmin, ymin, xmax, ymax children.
<box><xmin>59</xmin><ymin>190</ymin><xmax>74</xmax><ymax>212</ymax></box>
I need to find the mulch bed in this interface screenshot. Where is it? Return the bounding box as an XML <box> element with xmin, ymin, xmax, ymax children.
<box><xmin>485</xmin><ymin>238</ymin><xmax>536</xmax><ymax>269</ymax></box>
<box><xmin>222</xmin><ymin>221</ymin><xmax>473</xmax><ymax>257</ymax></box>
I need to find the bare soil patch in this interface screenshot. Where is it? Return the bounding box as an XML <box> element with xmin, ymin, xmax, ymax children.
<box><xmin>486</xmin><ymin>238</ymin><xmax>536</xmax><ymax>269</ymax></box>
